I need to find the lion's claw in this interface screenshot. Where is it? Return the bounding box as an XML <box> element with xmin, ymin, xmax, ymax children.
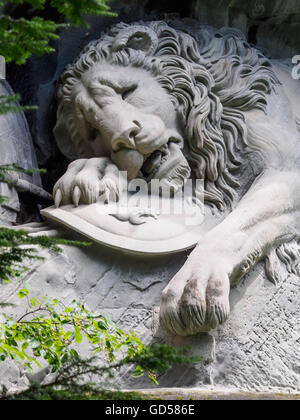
<box><xmin>72</xmin><ymin>185</ymin><xmax>81</xmax><ymax>207</ymax></box>
<box><xmin>54</xmin><ymin>188</ymin><xmax>62</xmax><ymax>209</ymax></box>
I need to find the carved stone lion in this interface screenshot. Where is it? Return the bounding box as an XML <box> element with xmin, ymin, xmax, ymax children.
<box><xmin>52</xmin><ymin>20</ymin><xmax>300</xmax><ymax>336</ymax></box>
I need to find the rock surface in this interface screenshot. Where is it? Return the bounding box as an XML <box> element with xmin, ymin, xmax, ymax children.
<box><xmin>130</xmin><ymin>388</ymin><xmax>300</xmax><ymax>400</ymax></box>
<box><xmin>0</xmin><ymin>80</ymin><xmax>41</xmax><ymax>224</ymax></box>
<box><xmin>1</xmin><ymin>236</ymin><xmax>299</xmax><ymax>393</ymax></box>
<box><xmin>193</xmin><ymin>0</ymin><xmax>300</xmax><ymax>59</ymax></box>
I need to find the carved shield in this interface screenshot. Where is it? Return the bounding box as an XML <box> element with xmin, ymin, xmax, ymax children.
<box><xmin>41</xmin><ymin>190</ymin><xmax>205</xmax><ymax>255</ymax></box>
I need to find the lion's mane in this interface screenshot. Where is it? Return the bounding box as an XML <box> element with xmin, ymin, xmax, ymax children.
<box><xmin>54</xmin><ymin>20</ymin><xmax>279</xmax><ymax>209</ymax></box>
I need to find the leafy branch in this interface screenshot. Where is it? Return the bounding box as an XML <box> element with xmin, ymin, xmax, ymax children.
<box><xmin>0</xmin><ymin>228</ymin><xmax>91</xmax><ymax>281</ymax></box>
<box><xmin>0</xmin><ymin>297</ymin><xmax>201</xmax><ymax>399</ymax></box>
<box><xmin>0</xmin><ymin>0</ymin><xmax>116</xmax><ymax>64</ymax></box>
<box><xmin>0</xmin><ymin>94</ymin><xmax>37</xmax><ymax>115</ymax></box>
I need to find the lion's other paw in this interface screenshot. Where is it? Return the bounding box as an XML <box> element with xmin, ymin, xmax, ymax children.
<box><xmin>159</xmin><ymin>256</ymin><xmax>230</xmax><ymax>336</ymax></box>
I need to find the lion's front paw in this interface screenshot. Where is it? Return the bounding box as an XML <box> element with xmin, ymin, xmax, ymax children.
<box><xmin>53</xmin><ymin>158</ymin><xmax>124</xmax><ymax>207</ymax></box>
<box><xmin>159</xmin><ymin>251</ymin><xmax>230</xmax><ymax>336</ymax></box>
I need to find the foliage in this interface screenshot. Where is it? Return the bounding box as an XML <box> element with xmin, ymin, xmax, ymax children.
<box><xmin>0</xmin><ymin>15</ymin><xmax>62</xmax><ymax>64</ymax></box>
<box><xmin>0</xmin><ymin>94</ymin><xmax>37</xmax><ymax>115</ymax></box>
<box><xmin>50</xmin><ymin>0</ymin><xmax>116</xmax><ymax>26</ymax></box>
<box><xmin>0</xmin><ymin>296</ymin><xmax>201</xmax><ymax>399</ymax></box>
<box><xmin>0</xmin><ymin>227</ymin><xmax>89</xmax><ymax>281</ymax></box>
<box><xmin>0</xmin><ymin>163</ymin><xmax>44</xmax><ymax>184</ymax></box>
<box><xmin>0</xmin><ymin>0</ymin><xmax>116</xmax><ymax>64</ymax></box>
<box><xmin>3</xmin><ymin>385</ymin><xmax>156</xmax><ymax>400</ymax></box>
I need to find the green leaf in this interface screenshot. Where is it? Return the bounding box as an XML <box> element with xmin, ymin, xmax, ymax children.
<box><xmin>21</xmin><ymin>342</ymin><xmax>29</xmax><ymax>351</ymax></box>
<box><xmin>70</xmin><ymin>349</ymin><xmax>79</xmax><ymax>359</ymax></box>
<box><xmin>30</xmin><ymin>298</ymin><xmax>41</xmax><ymax>308</ymax></box>
<box><xmin>98</xmin><ymin>320</ymin><xmax>108</xmax><ymax>330</ymax></box>
<box><xmin>17</xmin><ymin>289</ymin><xmax>29</xmax><ymax>299</ymax></box>
<box><xmin>74</xmin><ymin>326</ymin><xmax>83</xmax><ymax>344</ymax></box>
<box><xmin>64</xmin><ymin>307</ymin><xmax>73</xmax><ymax>313</ymax></box>
<box><xmin>45</xmin><ymin>339</ymin><xmax>54</xmax><ymax>348</ymax></box>
<box><xmin>132</xmin><ymin>366</ymin><xmax>144</xmax><ymax>378</ymax></box>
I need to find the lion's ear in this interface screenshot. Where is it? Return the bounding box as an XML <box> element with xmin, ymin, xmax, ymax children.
<box><xmin>112</xmin><ymin>26</ymin><xmax>158</xmax><ymax>55</ymax></box>
<box><xmin>54</xmin><ymin>103</ymin><xmax>88</xmax><ymax>160</ymax></box>
<box><xmin>54</xmin><ymin>115</ymin><xmax>78</xmax><ymax>160</ymax></box>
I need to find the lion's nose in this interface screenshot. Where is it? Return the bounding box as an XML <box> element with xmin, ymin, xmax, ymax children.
<box><xmin>112</xmin><ymin>122</ymin><xmax>141</xmax><ymax>151</ymax></box>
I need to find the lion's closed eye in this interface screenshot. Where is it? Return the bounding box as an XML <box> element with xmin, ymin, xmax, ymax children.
<box><xmin>121</xmin><ymin>85</ymin><xmax>138</xmax><ymax>100</ymax></box>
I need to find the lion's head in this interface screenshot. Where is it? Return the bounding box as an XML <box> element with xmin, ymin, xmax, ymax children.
<box><xmin>54</xmin><ymin>20</ymin><xmax>278</xmax><ymax>209</ymax></box>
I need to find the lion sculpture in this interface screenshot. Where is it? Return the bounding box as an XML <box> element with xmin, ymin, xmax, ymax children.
<box><xmin>52</xmin><ymin>20</ymin><xmax>300</xmax><ymax>336</ymax></box>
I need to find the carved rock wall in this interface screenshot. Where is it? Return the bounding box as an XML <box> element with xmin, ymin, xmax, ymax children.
<box><xmin>1</xmin><ymin>241</ymin><xmax>299</xmax><ymax>393</ymax></box>
<box><xmin>0</xmin><ymin>80</ymin><xmax>41</xmax><ymax>224</ymax></box>
<box><xmin>193</xmin><ymin>0</ymin><xmax>300</xmax><ymax>58</ymax></box>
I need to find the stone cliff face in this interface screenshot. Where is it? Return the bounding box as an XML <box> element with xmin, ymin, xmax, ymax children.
<box><xmin>1</xmin><ymin>0</ymin><xmax>300</xmax><ymax>394</ymax></box>
<box><xmin>193</xmin><ymin>0</ymin><xmax>300</xmax><ymax>58</ymax></box>
<box><xmin>0</xmin><ymin>81</ymin><xmax>41</xmax><ymax>225</ymax></box>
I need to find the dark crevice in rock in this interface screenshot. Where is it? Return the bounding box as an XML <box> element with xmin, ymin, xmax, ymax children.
<box><xmin>248</xmin><ymin>24</ymin><xmax>258</xmax><ymax>45</ymax></box>
<box><xmin>144</xmin><ymin>0</ymin><xmax>193</xmax><ymax>18</ymax></box>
